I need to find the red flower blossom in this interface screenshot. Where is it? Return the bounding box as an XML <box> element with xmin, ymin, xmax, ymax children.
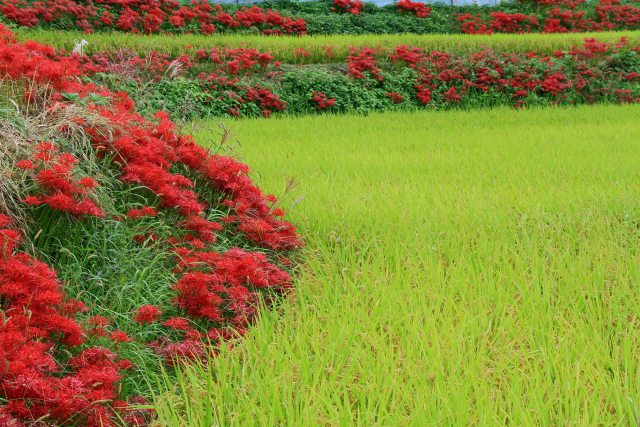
<box><xmin>397</xmin><ymin>0</ymin><xmax>431</xmax><ymax>18</ymax></box>
<box><xmin>111</xmin><ymin>330</ymin><xmax>132</xmax><ymax>343</ymax></box>
<box><xmin>134</xmin><ymin>305</ymin><xmax>162</xmax><ymax>324</ymax></box>
<box><xmin>347</xmin><ymin>47</ymin><xmax>384</xmax><ymax>82</ymax></box>
<box><xmin>15</xmin><ymin>159</ymin><xmax>34</xmax><ymax>170</ymax></box>
<box><xmin>443</xmin><ymin>86</ymin><xmax>462</xmax><ymax>102</ymax></box>
<box><xmin>386</xmin><ymin>92</ymin><xmax>404</xmax><ymax>103</ymax></box>
<box><xmin>163</xmin><ymin>316</ymin><xmax>190</xmax><ymax>331</ymax></box>
<box><xmin>312</xmin><ymin>91</ymin><xmax>336</xmax><ymax>110</ymax></box>
<box><xmin>126</xmin><ymin>206</ymin><xmax>158</xmax><ymax>219</ymax></box>
<box><xmin>332</xmin><ymin>0</ymin><xmax>363</xmax><ymax>14</ymax></box>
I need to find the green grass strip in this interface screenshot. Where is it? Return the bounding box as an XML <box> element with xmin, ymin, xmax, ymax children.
<box><xmin>16</xmin><ymin>29</ymin><xmax>640</xmax><ymax>63</ymax></box>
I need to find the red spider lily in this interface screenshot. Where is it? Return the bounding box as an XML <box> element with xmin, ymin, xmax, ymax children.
<box><xmin>443</xmin><ymin>86</ymin><xmax>462</xmax><ymax>102</ymax></box>
<box><xmin>490</xmin><ymin>12</ymin><xmax>541</xmax><ymax>33</ymax></box>
<box><xmin>20</xmin><ymin>145</ymin><xmax>105</xmax><ymax>218</ymax></box>
<box><xmin>15</xmin><ymin>159</ymin><xmax>34</xmax><ymax>170</ymax></box>
<box><xmin>347</xmin><ymin>47</ymin><xmax>384</xmax><ymax>82</ymax></box>
<box><xmin>0</xmin><ymin>216</ymin><xmax>135</xmax><ymax>425</ymax></box>
<box><xmin>111</xmin><ymin>330</ymin><xmax>133</xmax><ymax>343</ymax></box>
<box><xmin>312</xmin><ymin>91</ymin><xmax>336</xmax><ymax>109</ymax></box>
<box><xmin>163</xmin><ymin>316</ymin><xmax>191</xmax><ymax>331</ymax></box>
<box><xmin>134</xmin><ymin>305</ymin><xmax>162</xmax><ymax>324</ymax></box>
<box><xmin>397</xmin><ymin>0</ymin><xmax>431</xmax><ymax>18</ymax></box>
<box><xmin>332</xmin><ymin>0</ymin><xmax>363</xmax><ymax>15</ymax></box>
<box><xmin>386</xmin><ymin>92</ymin><xmax>405</xmax><ymax>103</ymax></box>
<box><xmin>126</xmin><ymin>206</ymin><xmax>158</xmax><ymax>219</ymax></box>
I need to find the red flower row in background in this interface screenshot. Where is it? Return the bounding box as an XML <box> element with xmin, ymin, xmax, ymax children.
<box><xmin>326</xmin><ymin>0</ymin><xmax>638</xmax><ymax>34</ymax></box>
<box><xmin>0</xmin><ymin>0</ymin><xmax>307</xmax><ymax>34</ymax></box>
<box><xmin>1</xmin><ymin>0</ymin><xmax>639</xmax><ymax>34</ymax></box>
<box><xmin>458</xmin><ymin>0</ymin><xmax>640</xmax><ymax>33</ymax></box>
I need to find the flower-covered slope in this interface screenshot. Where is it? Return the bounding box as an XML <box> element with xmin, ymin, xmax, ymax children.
<box><xmin>0</xmin><ymin>25</ymin><xmax>301</xmax><ymax>426</ymax></box>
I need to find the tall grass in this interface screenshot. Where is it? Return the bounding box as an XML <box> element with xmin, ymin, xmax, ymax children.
<box><xmin>154</xmin><ymin>104</ymin><xmax>640</xmax><ymax>425</ymax></box>
<box><xmin>16</xmin><ymin>29</ymin><xmax>640</xmax><ymax>63</ymax></box>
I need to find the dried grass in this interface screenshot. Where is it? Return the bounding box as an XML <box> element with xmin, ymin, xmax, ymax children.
<box><xmin>0</xmin><ymin>78</ymin><xmax>118</xmax><ymax>225</ymax></box>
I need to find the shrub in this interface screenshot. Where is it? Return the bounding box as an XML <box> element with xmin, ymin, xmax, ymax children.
<box><xmin>56</xmin><ymin>35</ymin><xmax>640</xmax><ymax>120</ymax></box>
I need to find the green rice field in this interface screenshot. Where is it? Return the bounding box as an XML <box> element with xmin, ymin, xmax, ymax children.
<box><xmin>154</xmin><ymin>104</ymin><xmax>640</xmax><ymax>425</ymax></box>
<box><xmin>17</xmin><ymin>29</ymin><xmax>640</xmax><ymax>62</ymax></box>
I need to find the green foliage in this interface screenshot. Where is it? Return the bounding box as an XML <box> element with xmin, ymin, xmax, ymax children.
<box><xmin>89</xmin><ymin>74</ymin><xmax>271</xmax><ymax>120</ymax></box>
<box><xmin>276</xmin><ymin>66</ymin><xmax>421</xmax><ymax>113</ymax></box>
<box><xmin>278</xmin><ymin>67</ymin><xmax>390</xmax><ymax>114</ymax></box>
<box><xmin>299</xmin><ymin>11</ymin><xmax>456</xmax><ymax>35</ymax></box>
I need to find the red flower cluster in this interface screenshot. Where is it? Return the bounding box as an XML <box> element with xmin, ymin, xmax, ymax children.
<box><xmin>332</xmin><ymin>0</ymin><xmax>364</xmax><ymax>15</ymax></box>
<box><xmin>442</xmin><ymin>86</ymin><xmax>462</xmax><ymax>102</ymax></box>
<box><xmin>489</xmin><ymin>12</ymin><xmax>541</xmax><ymax>33</ymax></box>
<box><xmin>194</xmin><ymin>46</ymin><xmax>276</xmax><ymax>75</ymax></box>
<box><xmin>312</xmin><ymin>91</ymin><xmax>336</xmax><ymax>109</ymax></box>
<box><xmin>458</xmin><ymin>0</ymin><xmax>640</xmax><ymax>33</ymax></box>
<box><xmin>189</xmin><ymin>69</ymin><xmax>284</xmax><ymax>114</ymax></box>
<box><xmin>0</xmin><ymin>216</ymin><xmax>143</xmax><ymax>426</ymax></box>
<box><xmin>212</xmin><ymin>5</ymin><xmax>306</xmax><ymax>35</ymax></box>
<box><xmin>135</xmin><ymin>305</ymin><xmax>162</xmax><ymax>324</ymax></box>
<box><xmin>0</xmin><ymin>0</ymin><xmax>306</xmax><ymax>35</ymax></box>
<box><xmin>22</xmin><ymin>142</ymin><xmax>104</xmax><ymax>218</ymax></box>
<box><xmin>172</xmin><ymin>248</ymin><xmax>291</xmax><ymax>329</ymax></box>
<box><xmin>397</xmin><ymin>0</ymin><xmax>431</xmax><ymax>18</ymax></box>
<box><xmin>595</xmin><ymin>0</ymin><xmax>640</xmax><ymax>30</ymax></box>
<box><xmin>175</xmin><ymin>134</ymin><xmax>300</xmax><ymax>250</ymax></box>
<box><xmin>387</xmin><ymin>38</ymin><xmax>640</xmax><ymax>107</ymax></box>
<box><xmin>386</xmin><ymin>91</ymin><xmax>405</xmax><ymax>103</ymax></box>
<box><xmin>457</xmin><ymin>13</ymin><xmax>493</xmax><ymax>34</ymax></box>
<box><xmin>543</xmin><ymin>7</ymin><xmax>592</xmax><ymax>32</ymax></box>
<box><xmin>347</xmin><ymin>47</ymin><xmax>384</xmax><ymax>82</ymax></box>
<box><xmin>126</xmin><ymin>206</ymin><xmax>158</xmax><ymax>219</ymax></box>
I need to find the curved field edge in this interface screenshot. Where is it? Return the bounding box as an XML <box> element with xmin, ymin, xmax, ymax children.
<box><xmin>0</xmin><ymin>26</ymin><xmax>301</xmax><ymax>425</ymax></box>
<box><xmin>154</xmin><ymin>104</ymin><xmax>640</xmax><ymax>425</ymax></box>
<box><xmin>15</xmin><ymin>29</ymin><xmax>640</xmax><ymax>62</ymax></box>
